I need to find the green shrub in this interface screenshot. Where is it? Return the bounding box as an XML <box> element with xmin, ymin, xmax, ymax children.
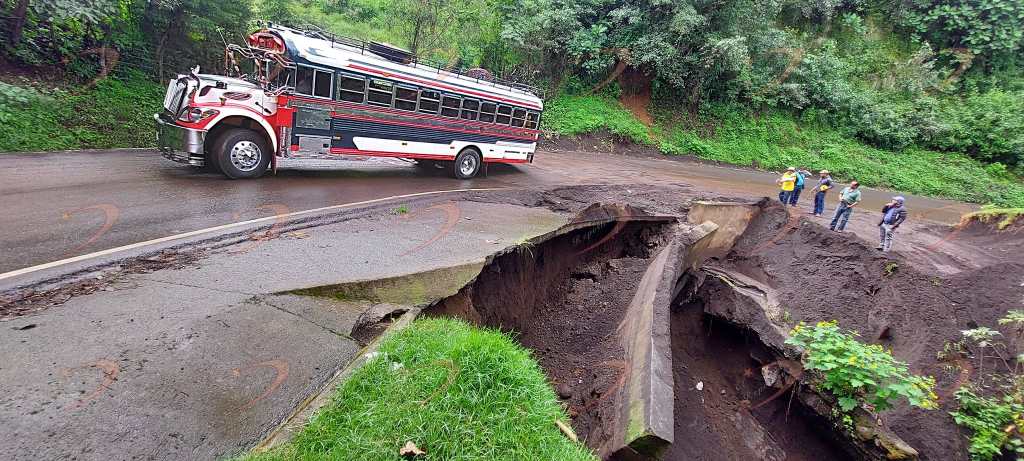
<box><xmin>656</xmin><ymin>103</ymin><xmax>1024</xmax><ymax>207</ymax></box>
<box><xmin>951</xmin><ymin>387</ymin><xmax>1024</xmax><ymax>461</ymax></box>
<box><xmin>786</xmin><ymin>320</ymin><xmax>939</xmax><ymax>413</ymax></box>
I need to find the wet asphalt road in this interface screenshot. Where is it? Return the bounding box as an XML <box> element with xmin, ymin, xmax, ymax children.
<box><xmin>0</xmin><ymin>148</ymin><xmax>976</xmax><ymax>274</ymax></box>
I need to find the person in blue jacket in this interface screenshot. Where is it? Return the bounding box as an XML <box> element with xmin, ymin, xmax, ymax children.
<box><xmin>877</xmin><ymin>196</ymin><xmax>908</xmax><ymax>252</ymax></box>
<box><xmin>789</xmin><ymin>167</ymin><xmax>812</xmax><ymax>207</ymax></box>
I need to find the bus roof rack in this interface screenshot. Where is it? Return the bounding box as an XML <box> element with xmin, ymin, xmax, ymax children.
<box><xmin>268</xmin><ymin>22</ymin><xmax>542</xmax><ymax>97</ymax></box>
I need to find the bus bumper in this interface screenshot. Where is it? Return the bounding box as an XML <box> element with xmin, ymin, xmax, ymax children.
<box><xmin>154</xmin><ymin>114</ymin><xmax>206</xmax><ymax>167</ymax></box>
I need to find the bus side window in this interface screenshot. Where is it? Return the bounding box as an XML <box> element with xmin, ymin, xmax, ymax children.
<box><xmin>367</xmin><ymin>79</ymin><xmax>394</xmax><ymax>106</ymax></box>
<box><xmin>295</xmin><ymin>66</ymin><xmax>314</xmax><ymax>95</ymax></box>
<box><xmin>313</xmin><ymin>69</ymin><xmax>333</xmax><ymax>98</ymax></box>
<box><xmin>495</xmin><ymin>105</ymin><xmax>512</xmax><ymax>125</ymax></box>
<box><xmin>526</xmin><ymin>111</ymin><xmax>539</xmax><ymax>129</ymax></box>
<box><xmin>338</xmin><ymin>74</ymin><xmax>366</xmax><ymax>103</ymax></box>
<box><xmin>395</xmin><ymin>86</ymin><xmax>418</xmax><ymax>111</ymax></box>
<box><xmin>479</xmin><ymin>102</ymin><xmax>496</xmax><ymax>123</ymax></box>
<box><xmin>419</xmin><ymin>90</ymin><xmax>440</xmax><ymax>114</ymax></box>
<box><xmin>461</xmin><ymin>99</ymin><xmax>479</xmax><ymax>121</ymax></box>
<box><xmin>511</xmin><ymin>108</ymin><xmax>527</xmax><ymax>127</ymax></box>
<box><xmin>441</xmin><ymin>95</ymin><xmax>461</xmax><ymax>118</ymax></box>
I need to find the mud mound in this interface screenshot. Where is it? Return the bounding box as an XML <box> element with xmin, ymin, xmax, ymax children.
<box><xmin>717</xmin><ymin>201</ymin><xmax>1024</xmax><ymax>460</ymax></box>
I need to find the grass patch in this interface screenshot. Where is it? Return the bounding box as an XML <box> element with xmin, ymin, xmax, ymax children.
<box><xmin>542</xmin><ymin>94</ymin><xmax>652</xmax><ymax>145</ymax></box>
<box><xmin>243</xmin><ymin>317</ymin><xmax>594</xmax><ymax>461</ymax></box>
<box><xmin>960</xmin><ymin>207</ymin><xmax>1024</xmax><ymax>230</ymax></box>
<box><xmin>543</xmin><ymin>95</ymin><xmax>1024</xmax><ymax>207</ymax></box>
<box><xmin>0</xmin><ymin>72</ymin><xmax>163</xmax><ymax>152</ymax></box>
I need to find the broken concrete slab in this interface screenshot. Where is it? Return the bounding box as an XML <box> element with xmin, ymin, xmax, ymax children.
<box><xmin>685</xmin><ymin>200</ymin><xmax>760</xmax><ymax>260</ymax></box>
<box><xmin>612</xmin><ymin>221</ymin><xmax>725</xmax><ymax>458</ymax></box>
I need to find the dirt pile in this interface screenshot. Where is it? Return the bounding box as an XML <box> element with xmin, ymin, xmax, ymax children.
<box><xmin>709</xmin><ymin>200</ymin><xmax>1024</xmax><ymax>460</ymax></box>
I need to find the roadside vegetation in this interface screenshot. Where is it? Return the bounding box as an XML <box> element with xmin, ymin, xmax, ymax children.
<box><xmin>0</xmin><ymin>72</ymin><xmax>162</xmax><ymax>152</ymax></box>
<box><xmin>244</xmin><ymin>317</ymin><xmax>594</xmax><ymax>461</ymax></box>
<box><xmin>960</xmin><ymin>207</ymin><xmax>1024</xmax><ymax>230</ymax></box>
<box><xmin>544</xmin><ymin>94</ymin><xmax>1024</xmax><ymax>207</ymax></box>
<box><xmin>1</xmin><ymin>0</ymin><xmax>1023</xmax><ymax>206</ymax></box>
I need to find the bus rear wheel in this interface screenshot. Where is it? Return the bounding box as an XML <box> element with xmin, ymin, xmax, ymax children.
<box><xmin>451</xmin><ymin>148</ymin><xmax>481</xmax><ymax>179</ymax></box>
<box><xmin>214</xmin><ymin>128</ymin><xmax>270</xmax><ymax>179</ymax></box>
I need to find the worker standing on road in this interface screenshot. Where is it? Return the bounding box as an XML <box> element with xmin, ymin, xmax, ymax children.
<box><xmin>777</xmin><ymin>167</ymin><xmax>798</xmax><ymax>205</ymax></box>
<box><xmin>830</xmin><ymin>181</ymin><xmax>861</xmax><ymax>232</ymax></box>
<box><xmin>877</xmin><ymin>196</ymin><xmax>907</xmax><ymax>252</ymax></box>
<box><xmin>811</xmin><ymin>170</ymin><xmax>833</xmax><ymax>216</ymax></box>
<box><xmin>789</xmin><ymin>167</ymin><xmax>812</xmax><ymax>207</ymax></box>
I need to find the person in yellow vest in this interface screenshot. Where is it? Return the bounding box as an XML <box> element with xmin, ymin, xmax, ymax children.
<box><xmin>777</xmin><ymin>167</ymin><xmax>798</xmax><ymax>205</ymax></box>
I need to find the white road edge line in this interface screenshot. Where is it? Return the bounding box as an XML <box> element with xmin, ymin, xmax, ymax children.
<box><xmin>0</xmin><ymin>187</ymin><xmax>505</xmax><ymax>283</ymax></box>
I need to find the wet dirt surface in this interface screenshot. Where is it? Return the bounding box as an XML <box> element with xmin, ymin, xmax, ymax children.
<box><xmin>709</xmin><ymin>201</ymin><xmax>1024</xmax><ymax>460</ymax></box>
<box><xmin>664</xmin><ymin>302</ymin><xmax>849</xmax><ymax>461</ymax></box>
<box><xmin>0</xmin><ymin>147</ymin><xmax>976</xmax><ymax>274</ymax></box>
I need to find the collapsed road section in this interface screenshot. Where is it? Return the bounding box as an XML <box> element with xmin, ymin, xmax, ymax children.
<box><xmin>309</xmin><ymin>197</ymin><xmax>1023</xmax><ymax>461</ymax></box>
<box><xmin>3</xmin><ymin>185</ymin><xmax>1021</xmax><ymax>461</ymax></box>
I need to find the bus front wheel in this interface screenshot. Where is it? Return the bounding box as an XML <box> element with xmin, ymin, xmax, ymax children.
<box><xmin>451</xmin><ymin>148</ymin><xmax>481</xmax><ymax>179</ymax></box>
<box><xmin>214</xmin><ymin>128</ymin><xmax>270</xmax><ymax>179</ymax></box>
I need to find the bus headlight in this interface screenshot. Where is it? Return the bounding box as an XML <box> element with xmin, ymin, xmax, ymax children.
<box><xmin>178</xmin><ymin>107</ymin><xmax>219</xmax><ymax>123</ymax></box>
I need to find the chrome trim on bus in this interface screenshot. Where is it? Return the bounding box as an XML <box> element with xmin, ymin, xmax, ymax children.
<box><xmin>154</xmin><ymin>114</ymin><xmax>207</xmax><ymax>167</ymax></box>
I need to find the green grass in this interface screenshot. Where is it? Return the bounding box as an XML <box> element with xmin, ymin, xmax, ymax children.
<box><xmin>542</xmin><ymin>95</ymin><xmax>1024</xmax><ymax>207</ymax></box>
<box><xmin>960</xmin><ymin>207</ymin><xmax>1024</xmax><ymax>229</ymax></box>
<box><xmin>243</xmin><ymin>317</ymin><xmax>595</xmax><ymax>461</ymax></box>
<box><xmin>542</xmin><ymin>94</ymin><xmax>652</xmax><ymax>145</ymax></box>
<box><xmin>0</xmin><ymin>72</ymin><xmax>163</xmax><ymax>152</ymax></box>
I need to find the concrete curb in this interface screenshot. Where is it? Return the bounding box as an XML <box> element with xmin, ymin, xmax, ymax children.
<box><xmin>611</xmin><ymin>221</ymin><xmax>721</xmax><ymax>458</ymax></box>
<box><xmin>253</xmin><ymin>307</ymin><xmax>422</xmax><ymax>453</ymax></box>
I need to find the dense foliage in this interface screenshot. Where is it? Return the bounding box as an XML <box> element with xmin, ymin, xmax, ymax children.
<box><xmin>0</xmin><ymin>0</ymin><xmax>1021</xmax><ymax>201</ymax></box>
<box><xmin>544</xmin><ymin>94</ymin><xmax>1024</xmax><ymax>206</ymax></box>
<box><xmin>786</xmin><ymin>320</ymin><xmax>939</xmax><ymax>413</ymax></box>
<box><xmin>0</xmin><ymin>72</ymin><xmax>162</xmax><ymax>152</ymax></box>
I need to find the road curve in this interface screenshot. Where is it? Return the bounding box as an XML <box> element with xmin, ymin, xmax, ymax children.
<box><xmin>0</xmin><ymin>148</ymin><xmax>975</xmax><ymax>273</ymax></box>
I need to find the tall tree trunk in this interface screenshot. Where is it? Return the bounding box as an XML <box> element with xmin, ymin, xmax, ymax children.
<box><xmin>9</xmin><ymin>0</ymin><xmax>30</xmax><ymax>46</ymax></box>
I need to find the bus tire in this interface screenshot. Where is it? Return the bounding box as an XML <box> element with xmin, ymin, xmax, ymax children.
<box><xmin>451</xmin><ymin>148</ymin><xmax>481</xmax><ymax>179</ymax></box>
<box><xmin>214</xmin><ymin>128</ymin><xmax>270</xmax><ymax>179</ymax></box>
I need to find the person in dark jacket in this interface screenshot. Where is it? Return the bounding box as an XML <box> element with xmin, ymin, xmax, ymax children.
<box><xmin>877</xmin><ymin>196</ymin><xmax>907</xmax><ymax>252</ymax></box>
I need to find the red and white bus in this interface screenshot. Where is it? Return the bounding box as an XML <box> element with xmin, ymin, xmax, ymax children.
<box><xmin>155</xmin><ymin>24</ymin><xmax>543</xmax><ymax>179</ymax></box>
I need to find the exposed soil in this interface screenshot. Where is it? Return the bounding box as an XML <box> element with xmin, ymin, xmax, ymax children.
<box><xmin>663</xmin><ymin>301</ymin><xmax>850</xmax><ymax>461</ymax></box>
<box><xmin>542</xmin><ymin>131</ymin><xmax>662</xmax><ymax>157</ymax></box>
<box><xmin>711</xmin><ymin>200</ymin><xmax>1024</xmax><ymax>460</ymax></box>
<box><xmin>427</xmin><ymin>220</ymin><xmax>669</xmax><ymax>455</ymax></box>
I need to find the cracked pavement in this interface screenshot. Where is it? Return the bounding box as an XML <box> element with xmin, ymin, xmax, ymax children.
<box><xmin>0</xmin><ymin>200</ymin><xmax>566</xmax><ymax>460</ymax></box>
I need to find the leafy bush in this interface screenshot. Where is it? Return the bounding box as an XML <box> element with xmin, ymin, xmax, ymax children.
<box><xmin>786</xmin><ymin>321</ymin><xmax>939</xmax><ymax>412</ymax></box>
<box><xmin>951</xmin><ymin>387</ymin><xmax>1024</xmax><ymax>461</ymax></box>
